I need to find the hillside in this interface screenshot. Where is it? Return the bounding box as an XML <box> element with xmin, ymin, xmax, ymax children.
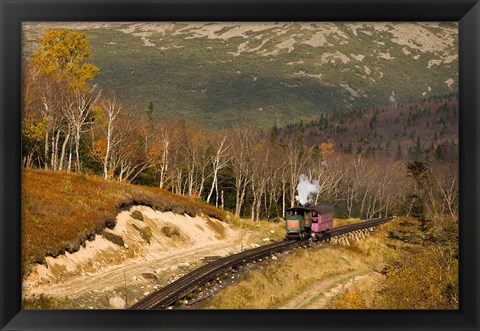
<box><xmin>276</xmin><ymin>93</ymin><xmax>458</xmax><ymax>162</ymax></box>
<box><xmin>22</xmin><ymin>169</ymin><xmax>225</xmax><ymax>272</ymax></box>
<box><xmin>22</xmin><ymin>169</ymin><xmax>287</xmax><ymax>309</ymax></box>
<box><xmin>22</xmin><ymin>22</ymin><xmax>458</xmax><ymax>128</ymax></box>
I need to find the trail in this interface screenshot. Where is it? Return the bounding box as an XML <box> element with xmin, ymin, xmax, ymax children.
<box><xmin>279</xmin><ymin>269</ymin><xmax>377</xmax><ymax>309</ymax></box>
<box><xmin>26</xmin><ymin>238</ymin><xmax>247</xmax><ymax>298</ymax></box>
<box><xmin>23</xmin><ymin>205</ymin><xmax>255</xmax><ymax>301</ymax></box>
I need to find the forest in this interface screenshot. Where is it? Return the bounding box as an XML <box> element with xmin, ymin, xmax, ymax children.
<box><xmin>22</xmin><ymin>28</ymin><xmax>458</xmax><ymax>226</ymax></box>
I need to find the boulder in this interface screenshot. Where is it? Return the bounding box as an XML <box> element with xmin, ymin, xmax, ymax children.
<box><xmin>109</xmin><ymin>296</ymin><xmax>126</xmax><ymax>309</ymax></box>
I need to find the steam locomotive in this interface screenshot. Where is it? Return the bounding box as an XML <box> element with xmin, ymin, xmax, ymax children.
<box><xmin>285</xmin><ymin>205</ymin><xmax>334</xmax><ymax>240</ymax></box>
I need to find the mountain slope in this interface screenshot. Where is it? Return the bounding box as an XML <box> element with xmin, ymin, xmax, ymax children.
<box><xmin>22</xmin><ymin>22</ymin><xmax>458</xmax><ymax>128</ymax></box>
<box><xmin>277</xmin><ymin>93</ymin><xmax>458</xmax><ymax>161</ymax></box>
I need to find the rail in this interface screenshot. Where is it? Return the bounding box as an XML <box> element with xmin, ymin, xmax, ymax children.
<box><xmin>129</xmin><ymin>216</ymin><xmax>393</xmax><ymax>309</ymax></box>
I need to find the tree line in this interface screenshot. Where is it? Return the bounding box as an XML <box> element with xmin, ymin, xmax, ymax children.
<box><xmin>22</xmin><ymin>28</ymin><xmax>458</xmax><ymax>224</ymax></box>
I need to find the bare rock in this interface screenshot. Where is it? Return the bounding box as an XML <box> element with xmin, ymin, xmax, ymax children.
<box><xmin>109</xmin><ymin>296</ymin><xmax>126</xmax><ymax>309</ymax></box>
<box><xmin>141</xmin><ymin>273</ymin><xmax>158</xmax><ymax>281</ymax></box>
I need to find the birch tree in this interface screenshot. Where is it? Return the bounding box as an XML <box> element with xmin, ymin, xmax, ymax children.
<box><xmin>206</xmin><ymin>135</ymin><xmax>230</xmax><ymax>207</ymax></box>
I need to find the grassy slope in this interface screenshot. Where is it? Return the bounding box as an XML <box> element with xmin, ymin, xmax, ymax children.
<box><xmin>206</xmin><ymin>217</ymin><xmax>458</xmax><ymax>309</ymax></box>
<box><xmin>206</xmin><ymin>218</ymin><xmax>397</xmax><ymax>309</ymax></box>
<box><xmin>87</xmin><ymin>24</ymin><xmax>457</xmax><ymax>129</ymax></box>
<box><xmin>22</xmin><ymin>23</ymin><xmax>458</xmax><ymax>129</ymax></box>
<box><xmin>22</xmin><ymin>169</ymin><xmax>225</xmax><ymax>272</ymax></box>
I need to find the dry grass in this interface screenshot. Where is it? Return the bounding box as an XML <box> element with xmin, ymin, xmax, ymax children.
<box><xmin>206</xmin><ymin>218</ymin><xmax>419</xmax><ymax>309</ymax></box>
<box><xmin>333</xmin><ymin>217</ymin><xmax>363</xmax><ymax>227</ymax></box>
<box><xmin>22</xmin><ymin>169</ymin><xmax>225</xmax><ymax>273</ymax></box>
<box><xmin>205</xmin><ymin>217</ymin><xmax>227</xmax><ymax>239</ymax></box>
<box><xmin>206</xmin><ymin>242</ymin><xmax>378</xmax><ymax>309</ymax></box>
<box><xmin>330</xmin><ymin>216</ymin><xmax>458</xmax><ymax>309</ymax></box>
<box><xmin>225</xmin><ymin>214</ymin><xmax>286</xmax><ymax>243</ymax></box>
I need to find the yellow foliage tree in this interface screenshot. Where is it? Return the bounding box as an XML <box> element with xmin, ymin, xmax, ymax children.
<box><xmin>377</xmin><ymin>247</ymin><xmax>458</xmax><ymax>309</ymax></box>
<box><xmin>33</xmin><ymin>28</ymin><xmax>100</xmax><ymax>89</ymax></box>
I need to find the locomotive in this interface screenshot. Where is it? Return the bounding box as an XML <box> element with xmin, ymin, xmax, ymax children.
<box><xmin>285</xmin><ymin>205</ymin><xmax>334</xmax><ymax>240</ymax></box>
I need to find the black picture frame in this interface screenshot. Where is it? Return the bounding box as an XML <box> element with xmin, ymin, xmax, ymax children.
<box><xmin>1</xmin><ymin>0</ymin><xmax>479</xmax><ymax>330</ymax></box>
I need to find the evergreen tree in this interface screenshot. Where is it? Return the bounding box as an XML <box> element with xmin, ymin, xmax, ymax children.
<box><xmin>395</xmin><ymin>144</ymin><xmax>403</xmax><ymax>161</ymax></box>
<box><xmin>147</xmin><ymin>101</ymin><xmax>155</xmax><ymax>124</ymax></box>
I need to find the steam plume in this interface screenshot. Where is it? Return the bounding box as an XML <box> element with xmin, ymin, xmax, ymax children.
<box><xmin>295</xmin><ymin>174</ymin><xmax>319</xmax><ymax>206</ymax></box>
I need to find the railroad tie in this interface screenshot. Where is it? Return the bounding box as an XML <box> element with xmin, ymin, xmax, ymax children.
<box><xmin>130</xmin><ymin>217</ymin><xmax>393</xmax><ymax>310</ymax></box>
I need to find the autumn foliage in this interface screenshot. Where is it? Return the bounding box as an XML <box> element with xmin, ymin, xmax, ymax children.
<box><xmin>22</xmin><ymin>169</ymin><xmax>225</xmax><ymax>273</ymax></box>
<box><xmin>330</xmin><ymin>216</ymin><xmax>458</xmax><ymax>309</ymax></box>
<box><xmin>33</xmin><ymin>28</ymin><xmax>100</xmax><ymax>89</ymax></box>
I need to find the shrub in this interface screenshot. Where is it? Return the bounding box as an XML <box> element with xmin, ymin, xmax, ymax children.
<box><xmin>130</xmin><ymin>210</ymin><xmax>144</xmax><ymax>221</ymax></box>
<box><xmin>102</xmin><ymin>232</ymin><xmax>125</xmax><ymax>247</ymax></box>
<box><xmin>140</xmin><ymin>226</ymin><xmax>152</xmax><ymax>243</ymax></box>
<box><xmin>161</xmin><ymin>225</ymin><xmax>181</xmax><ymax>238</ymax></box>
<box><xmin>22</xmin><ymin>169</ymin><xmax>226</xmax><ymax>274</ymax></box>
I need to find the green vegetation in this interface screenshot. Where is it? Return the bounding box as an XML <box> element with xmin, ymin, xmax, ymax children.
<box><xmin>23</xmin><ymin>294</ymin><xmax>77</xmax><ymax>309</ymax></box>
<box><xmin>22</xmin><ymin>22</ymin><xmax>458</xmax><ymax>129</ymax></box>
<box><xmin>130</xmin><ymin>210</ymin><xmax>144</xmax><ymax>221</ymax></box>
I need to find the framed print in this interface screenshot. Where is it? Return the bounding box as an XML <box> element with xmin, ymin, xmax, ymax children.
<box><xmin>1</xmin><ymin>0</ymin><xmax>479</xmax><ymax>330</ymax></box>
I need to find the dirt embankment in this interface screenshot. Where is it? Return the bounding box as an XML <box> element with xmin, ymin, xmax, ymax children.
<box><xmin>23</xmin><ymin>205</ymin><xmax>257</xmax><ymax>308</ymax></box>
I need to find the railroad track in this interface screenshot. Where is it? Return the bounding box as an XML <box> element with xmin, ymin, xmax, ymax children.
<box><xmin>129</xmin><ymin>216</ymin><xmax>393</xmax><ymax>309</ymax></box>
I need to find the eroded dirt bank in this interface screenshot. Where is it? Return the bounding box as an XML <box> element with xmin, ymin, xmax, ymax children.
<box><xmin>23</xmin><ymin>205</ymin><xmax>258</xmax><ymax>308</ymax></box>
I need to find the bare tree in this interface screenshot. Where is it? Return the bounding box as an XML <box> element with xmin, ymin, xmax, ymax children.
<box><xmin>231</xmin><ymin>127</ymin><xmax>258</xmax><ymax>218</ymax></box>
<box><xmin>206</xmin><ymin>134</ymin><xmax>230</xmax><ymax>207</ymax></box>
<box><xmin>285</xmin><ymin>137</ymin><xmax>311</xmax><ymax>208</ymax></box>
<box><xmin>98</xmin><ymin>96</ymin><xmax>124</xmax><ymax>179</ymax></box>
<box><xmin>250</xmin><ymin>139</ymin><xmax>270</xmax><ymax>220</ymax></box>
<box><xmin>64</xmin><ymin>86</ymin><xmax>100</xmax><ymax>172</ymax></box>
<box><xmin>117</xmin><ymin>118</ymin><xmax>161</xmax><ymax>182</ymax></box>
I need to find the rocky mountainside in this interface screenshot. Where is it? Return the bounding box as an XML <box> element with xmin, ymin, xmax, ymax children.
<box><xmin>23</xmin><ymin>22</ymin><xmax>458</xmax><ymax>128</ymax></box>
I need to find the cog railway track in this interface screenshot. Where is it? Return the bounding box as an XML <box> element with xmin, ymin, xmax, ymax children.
<box><xmin>129</xmin><ymin>217</ymin><xmax>393</xmax><ymax>309</ymax></box>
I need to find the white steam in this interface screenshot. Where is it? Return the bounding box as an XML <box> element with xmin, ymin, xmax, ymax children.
<box><xmin>295</xmin><ymin>174</ymin><xmax>320</xmax><ymax>206</ymax></box>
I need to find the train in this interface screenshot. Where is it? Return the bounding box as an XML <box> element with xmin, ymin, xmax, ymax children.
<box><xmin>285</xmin><ymin>205</ymin><xmax>334</xmax><ymax>240</ymax></box>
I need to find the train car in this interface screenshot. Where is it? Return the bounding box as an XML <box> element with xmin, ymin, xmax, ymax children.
<box><xmin>285</xmin><ymin>205</ymin><xmax>334</xmax><ymax>240</ymax></box>
<box><xmin>309</xmin><ymin>205</ymin><xmax>334</xmax><ymax>239</ymax></box>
